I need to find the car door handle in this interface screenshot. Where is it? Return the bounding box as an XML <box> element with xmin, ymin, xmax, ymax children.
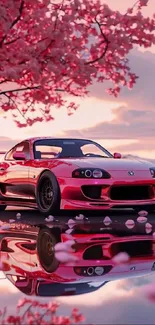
<box><xmin>0</xmin><ymin>167</ymin><xmax>5</xmax><ymax>171</ymax></box>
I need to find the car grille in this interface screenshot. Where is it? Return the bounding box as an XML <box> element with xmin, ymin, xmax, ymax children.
<box><xmin>110</xmin><ymin>185</ymin><xmax>152</xmax><ymax>201</ymax></box>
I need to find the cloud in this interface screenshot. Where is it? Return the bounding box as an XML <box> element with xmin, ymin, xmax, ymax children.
<box><xmin>0</xmin><ymin>137</ymin><xmax>18</xmax><ymax>150</ymax></box>
<box><xmin>62</xmin><ymin>48</ymin><xmax>155</xmax><ymax>148</ymax></box>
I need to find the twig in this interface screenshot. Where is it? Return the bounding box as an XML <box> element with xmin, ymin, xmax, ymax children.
<box><xmin>0</xmin><ymin>0</ymin><xmax>24</xmax><ymax>47</ymax></box>
<box><xmin>86</xmin><ymin>17</ymin><xmax>110</xmax><ymax>65</ymax></box>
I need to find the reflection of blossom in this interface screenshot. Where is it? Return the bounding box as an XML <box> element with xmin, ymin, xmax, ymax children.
<box><xmin>9</xmin><ymin>299</ymin><xmax>86</xmax><ymax>325</ymax></box>
<box><xmin>112</xmin><ymin>252</ymin><xmax>130</xmax><ymax>265</ymax></box>
<box><xmin>55</xmin><ymin>240</ymin><xmax>78</xmax><ymax>264</ymax></box>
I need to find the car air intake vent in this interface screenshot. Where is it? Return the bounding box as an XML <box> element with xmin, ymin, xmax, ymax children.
<box><xmin>82</xmin><ymin>185</ymin><xmax>102</xmax><ymax>199</ymax></box>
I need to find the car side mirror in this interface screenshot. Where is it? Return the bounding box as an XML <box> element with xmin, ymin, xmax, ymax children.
<box><xmin>13</xmin><ymin>151</ymin><xmax>26</xmax><ymax>160</ymax></box>
<box><xmin>113</xmin><ymin>152</ymin><xmax>121</xmax><ymax>159</ymax></box>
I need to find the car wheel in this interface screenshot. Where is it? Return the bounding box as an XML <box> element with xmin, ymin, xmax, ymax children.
<box><xmin>37</xmin><ymin>227</ymin><xmax>60</xmax><ymax>273</ymax></box>
<box><xmin>36</xmin><ymin>171</ymin><xmax>60</xmax><ymax>215</ymax></box>
<box><xmin>0</xmin><ymin>205</ymin><xmax>7</xmax><ymax>212</ymax></box>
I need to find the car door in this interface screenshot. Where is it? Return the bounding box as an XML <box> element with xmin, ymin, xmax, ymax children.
<box><xmin>3</xmin><ymin>141</ymin><xmax>31</xmax><ymax>200</ymax></box>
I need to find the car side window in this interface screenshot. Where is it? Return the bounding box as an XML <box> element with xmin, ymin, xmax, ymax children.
<box><xmin>5</xmin><ymin>141</ymin><xmax>30</xmax><ymax>161</ymax></box>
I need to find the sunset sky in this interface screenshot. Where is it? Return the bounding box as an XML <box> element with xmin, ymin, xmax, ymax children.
<box><xmin>0</xmin><ymin>0</ymin><xmax>155</xmax><ymax>159</ymax></box>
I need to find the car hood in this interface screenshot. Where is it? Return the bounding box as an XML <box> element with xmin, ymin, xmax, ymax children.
<box><xmin>61</xmin><ymin>158</ymin><xmax>154</xmax><ymax>171</ymax></box>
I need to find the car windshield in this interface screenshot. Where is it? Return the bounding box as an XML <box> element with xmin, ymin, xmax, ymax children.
<box><xmin>33</xmin><ymin>139</ymin><xmax>113</xmax><ymax>159</ymax></box>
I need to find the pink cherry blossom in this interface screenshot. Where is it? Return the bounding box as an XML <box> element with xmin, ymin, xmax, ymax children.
<box><xmin>125</xmin><ymin>219</ymin><xmax>135</xmax><ymax>229</ymax></box>
<box><xmin>112</xmin><ymin>252</ymin><xmax>130</xmax><ymax>265</ymax></box>
<box><xmin>0</xmin><ymin>0</ymin><xmax>154</xmax><ymax>127</ymax></box>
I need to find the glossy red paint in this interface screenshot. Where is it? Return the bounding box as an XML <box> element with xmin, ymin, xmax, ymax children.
<box><xmin>0</xmin><ymin>136</ymin><xmax>155</xmax><ymax>212</ymax></box>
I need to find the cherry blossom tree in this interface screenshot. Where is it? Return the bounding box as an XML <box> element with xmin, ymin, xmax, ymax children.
<box><xmin>0</xmin><ymin>0</ymin><xmax>154</xmax><ymax>127</ymax></box>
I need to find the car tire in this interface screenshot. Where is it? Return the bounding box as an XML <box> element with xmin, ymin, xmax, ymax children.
<box><xmin>0</xmin><ymin>205</ymin><xmax>7</xmax><ymax>212</ymax></box>
<box><xmin>36</xmin><ymin>171</ymin><xmax>60</xmax><ymax>216</ymax></box>
<box><xmin>37</xmin><ymin>227</ymin><xmax>60</xmax><ymax>273</ymax></box>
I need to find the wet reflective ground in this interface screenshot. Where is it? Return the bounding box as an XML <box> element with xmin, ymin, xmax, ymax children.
<box><xmin>1</xmin><ymin>207</ymin><xmax>155</xmax><ymax>324</ymax></box>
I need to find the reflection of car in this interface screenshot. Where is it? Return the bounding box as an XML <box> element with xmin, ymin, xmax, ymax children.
<box><xmin>6</xmin><ymin>274</ymin><xmax>109</xmax><ymax>296</ymax></box>
<box><xmin>0</xmin><ymin>137</ymin><xmax>155</xmax><ymax>214</ymax></box>
<box><xmin>2</xmin><ymin>226</ymin><xmax>155</xmax><ymax>297</ymax></box>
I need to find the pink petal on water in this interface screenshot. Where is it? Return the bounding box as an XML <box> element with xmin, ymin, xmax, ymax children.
<box><xmin>9</xmin><ymin>219</ymin><xmax>15</xmax><ymax>223</ymax></box>
<box><xmin>138</xmin><ymin>210</ymin><xmax>148</xmax><ymax>217</ymax></box>
<box><xmin>112</xmin><ymin>252</ymin><xmax>130</xmax><ymax>265</ymax></box>
<box><xmin>137</xmin><ymin>216</ymin><xmax>147</xmax><ymax>223</ymax></box>
<box><xmin>0</xmin><ymin>224</ymin><xmax>10</xmax><ymax>230</ymax></box>
<box><xmin>55</xmin><ymin>251</ymin><xmax>78</xmax><ymax>264</ymax></box>
<box><xmin>68</xmin><ymin>219</ymin><xmax>76</xmax><ymax>228</ymax></box>
<box><xmin>75</xmin><ymin>214</ymin><xmax>85</xmax><ymax>220</ymax></box>
<box><xmin>125</xmin><ymin>219</ymin><xmax>135</xmax><ymax>229</ymax></box>
<box><xmin>65</xmin><ymin>228</ymin><xmax>73</xmax><ymax>234</ymax></box>
<box><xmin>45</xmin><ymin>215</ymin><xmax>54</xmax><ymax>222</ymax></box>
<box><xmin>103</xmin><ymin>216</ymin><xmax>112</xmax><ymax>226</ymax></box>
<box><xmin>16</xmin><ymin>213</ymin><xmax>21</xmax><ymax>219</ymax></box>
<box><xmin>145</xmin><ymin>222</ymin><xmax>152</xmax><ymax>234</ymax></box>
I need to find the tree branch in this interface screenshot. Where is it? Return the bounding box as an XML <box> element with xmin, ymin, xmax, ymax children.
<box><xmin>0</xmin><ymin>86</ymin><xmax>40</xmax><ymax>95</ymax></box>
<box><xmin>5</xmin><ymin>37</ymin><xmax>20</xmax><ymax>46</ymax></box>
<box><xmin>0</xmin><ymin>0</ymin><xmax>24</xmax><ymax>47</ymax></box>
<box><xmin>3</xmin><ymin>93</ymin><xmax>27</xmax><ymax>120</ymax></box>
<box><xmin>85</xmin><ymin>18</ymin><xmax>110</xmax><ymax>65</ymax></box>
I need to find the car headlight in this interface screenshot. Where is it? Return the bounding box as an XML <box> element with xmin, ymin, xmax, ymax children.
<box><xmin>150</xmin><ymin>168</ymin><xmax>155</xmax><ymax>178</ymax></box>
<box><xmin>72</xmin><ymin>168</ymin><xmax>111</xmax><ymax>179</ymax></box>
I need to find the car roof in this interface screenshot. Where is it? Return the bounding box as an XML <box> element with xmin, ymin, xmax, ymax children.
<box><xmin>25</xmin><ymin>137</ymin><xmax>94</xmax><ymax>144</ymax></box>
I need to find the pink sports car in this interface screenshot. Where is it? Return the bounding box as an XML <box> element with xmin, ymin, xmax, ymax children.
<box><xmin>0</xmin><ymin>137</ymin><xmax>155</xmax><ymax>214</ymax></box>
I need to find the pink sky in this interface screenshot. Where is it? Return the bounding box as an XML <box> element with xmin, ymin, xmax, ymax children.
<box><xmin>0</xmin><ymin>0</ymin><xmax>155</xmax><ymax>158</ymax></box>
